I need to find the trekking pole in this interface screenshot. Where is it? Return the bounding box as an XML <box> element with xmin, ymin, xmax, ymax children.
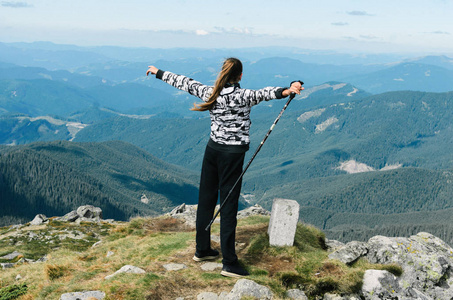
<box><xmin>205</xmin><ymin>86</ymin><xmax>303</xmax><ymax>231</ymax></box>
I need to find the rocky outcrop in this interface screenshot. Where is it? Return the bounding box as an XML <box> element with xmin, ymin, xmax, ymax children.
<box><xmin>237</xmin><ymin>204</ymin><xmax>270</xmax><ymax>218</ymax></box>
<box><xmin>57</xmin><ymin>205</ymin><xmax>102</xmax><ymax>223</ymax></box>
<box><xmin>167</xmin><ymin>203</ymin><xmax>270</xmax><ymax>228</ymax></box>
<box><xmin>30</xmin><ymin>214</ymin><xmax>48</xmax><ymax>226</ymax></box>
<box><xmin>167</xmin><ymin>203</ymin><xmax>198</xmax><ymax>227</ymax></box>
<box><xmin>328</xmin><ymin>232</ymin><xmax>453</xmax><ymax>299</ymax></box>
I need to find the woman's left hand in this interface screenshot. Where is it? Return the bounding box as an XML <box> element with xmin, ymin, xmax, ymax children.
<box><xmin>146</xmin><ymin>66</ymin><xmax>158</xmax><ymax>76</ymax></box>
<box><xmin>283</xmin><ymin>81</ymin><xmax>304</xmax><ymax>97</ymax></box>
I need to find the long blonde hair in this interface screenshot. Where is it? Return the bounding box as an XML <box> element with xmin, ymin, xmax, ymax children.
<box><xmin>191</xmin><ymin>57</ymin><xmax>243</xmax><ymax>112</ymax></box>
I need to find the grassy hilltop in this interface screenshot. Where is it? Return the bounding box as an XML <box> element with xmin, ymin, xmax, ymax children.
<box><xmin>0</xmin><ymin>215</ymin><xmax>402</xmax><ymax>300</ymax></box>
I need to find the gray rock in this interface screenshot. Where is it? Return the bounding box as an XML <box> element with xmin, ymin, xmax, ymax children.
<box><xmin>77</xmin><ymin>205</ymin><xmax>102</xmax><ymax>221</ymax></box>
<box><xmin>211</xmin><ymin>235</ymin><xmax>220</xmax><ymax>243</ymax></box>
<box><xmin>323</xmin><ymin>294</ymin><xmax>361</xmax><ymax>300</ymax></box>
<box><xmin>366</xmin><ymin>232</ymin><xmax>453</xmax><ymax>299</ymax></box>
<box><xmin>1</xmin><ymin>263</ymin><xmax>15</xmax><ymax>269</ymax></box>
<box><xmin>200</xmin><ymin>262</ymin><xmax>222</xmax><ymax>271</ymax></box>
<box><xmin>58</xmin><ymin>205</ymin><xmax>103</xmax><ymax>222</ymax></box>
<box><xmin>167</xmin><ymin>204</ymin><xmax>198</xmax><ymax>227</ymax></box>
<box><xmin>197</xmin><ymin>292</ymin><xmax>219</xmax><ymax>300</ymax></box>
<box><xmin>405</xmin><ymin>287</ymin><xmax>433</xmax><ymax>300</ymax></box>
<box><xmin>104</xmin><ymin>265</ymin><xmax>146</xmax><ymax>280</ymax></box>
<box><xmin>237</xmin><ymin>204</ymin><xmax>270</xmax><ymax>218</ymax></box>
<box><xmin>286</xmin><ymin>288</ymin><xmax>308</xmax><ymax>299</ymax></box>
<box><xmin>59</xmin><ymin>290</ymin><xmax>105</xmax><ymax>300</ymax></box>
<box><xmin>362</xmin><ymin>269</ymin><xmax>401</xmax><ymax>300</ymax></box>
<box><xmin>30</xmin><ymin>214</ymin><xmax>48</xmax><ymax>225</ymax></box>
<box><xmin>225</xmin><ymin>279</ymin><xmax>273</xmax><ymax>300</ymax></box>
<box><xmin>0</xmin><ymin>251</ymin><xmax>23</xmax><ymax>260</ymax></box>
<box><xmin>325</xmin><ymin>238</ymin><xmax>345</xmax><ymax>252</ymax></box>
<box><xmin>59</xmin><ymin>210</ymin><xmax>79</xmax><ymax>222</ymax></box>
<box><xmin>36</xmin><ymin>255</ymin><xmax>48</xmax><ymax>262</ymax></box>
<box><xmin>328</xmin><ymin>241</ymin><xmax>368</xmax><ymax>264</ymax></box>
<box><xmin>92</xmin><ymin>241</ymin><xmax>102</xmax><ymax>248</ymax></box>
<box><xmin>163</xmin><ymin>263</ymin><xmax>187</xmax><ymax>271</ymax></box>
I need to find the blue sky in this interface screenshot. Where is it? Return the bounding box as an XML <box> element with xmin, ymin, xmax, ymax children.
<box><xmin>1</xmin><ymin>0</ymin><xmax>452</xmax><ymax>55</ymax></box>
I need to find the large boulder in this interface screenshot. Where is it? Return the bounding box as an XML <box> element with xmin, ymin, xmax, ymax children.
<box><xmin>30</xmin><ymin>214</ymin><xmax>48</xmax><ymax>225</ymax></box>
<box><xmin>58</xmin><ymin>205</ymin><xmax>102</xmax><ymax>223</ymax></box>
<box><xmin>365</xmin><ymin>232</ymin><xmax>453</xmax><ymax>299</ymax></box>
<box><xmin>225</xmin><ymin>279</ymin><xmax>273</xmax><ymax>300</ymax></box>
<box><xmin>328</xmin><ymin>241</ymin><xmax>368</xmax><ymax>264</ymax></box>
<box><xmin>329</xmin><ymin>232</ymin><xmax>453</xmax><ymax>299</ymax></box>
<box><xmin>167</xmin><ymin>203</ymin><xmax>198</xmax><ymax>227</ymax></box>
<box><xmin>362</xmin><ymin>270</ymin><xmax>401</xmax><ymax>299</ymax></box>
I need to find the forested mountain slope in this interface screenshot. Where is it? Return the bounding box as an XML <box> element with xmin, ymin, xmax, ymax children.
<box><xmin>0</xmin><ymin>141</ymin><xmax>198</xmax><ymax>226</ymax></box>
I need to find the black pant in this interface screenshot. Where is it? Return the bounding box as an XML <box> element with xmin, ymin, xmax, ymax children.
<box><xmin>195</xmin><ymin>144</ymin><xmax>245</xmax><ymax>265</ymax></box>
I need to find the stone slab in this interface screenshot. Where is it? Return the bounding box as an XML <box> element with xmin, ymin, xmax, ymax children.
<box><xmin>268</xmin><ymin>198</ymin><xmax>299</xmax><ymax>247</ymax></box>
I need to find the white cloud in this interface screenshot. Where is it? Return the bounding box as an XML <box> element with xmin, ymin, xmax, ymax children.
<box><xmin>360</xmin><ymin>35</ymin><xmax>379</xmax><ymax>40</ymax></box>
<box><xmin>332</xmin><ymin>22</ymin><xmax>349</xmax><ymax>26</ymax></box>
<box><xmin>428</xmin><ymin>30</ymin><xmax>450</xmax><ymax>35</ymax></box>
<box><xmin>346</xmin><ymin>10</ymin><xmax>374</xmax><ymax>16</ymax></box>
<box><xmin>213</xmin><ymin>27</ymin><xmax>253</xmax><ymax>35</ymax></box>
<box><xmin>195</xmin><ymin>29</ymin><xmax>209</xmax><ymax>36</ymax></box>
<box><xmin>1</xmin><ymin>1</ymin><xmax>32</xmax><ymax>8</ymax></box>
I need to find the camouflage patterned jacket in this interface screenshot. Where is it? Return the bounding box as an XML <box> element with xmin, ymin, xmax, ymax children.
<box><xmin>156</xmin><ymin>69</ymin><xmax>286</xmax><ymax>147</ymax></box>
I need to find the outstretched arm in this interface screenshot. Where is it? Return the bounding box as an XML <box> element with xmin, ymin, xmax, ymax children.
<box><xmin>146</xmin><ymin>65</ymin><xmax>211</xmax><ymax>100</ymax></box>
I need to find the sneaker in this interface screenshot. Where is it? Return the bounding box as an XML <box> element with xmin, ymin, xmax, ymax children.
<box><xmin>220</xmin><ymin>262</ymin><xmax>249</xmax><ymax>278</ymax></box>
<box><xmin>192</xmin><ymin>248</ymin><xmax>219</xmax><ymax>262</ymax></box>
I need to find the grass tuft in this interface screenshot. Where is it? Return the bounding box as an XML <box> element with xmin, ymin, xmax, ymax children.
<box><xmin>45</xmin><ymin>264</ymin><xmax>70</xmax><ymax>281</ymax></box>
<box><xmin>0</xmin><ymin>283</ymin><xmax>28</xmax><ymax>300</ymax></box>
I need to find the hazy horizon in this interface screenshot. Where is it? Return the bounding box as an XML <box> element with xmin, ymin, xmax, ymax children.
<box><xmin>1</xmin><ymin>0</ymin><xmax>452</xmax><ymax>56</ymax></box>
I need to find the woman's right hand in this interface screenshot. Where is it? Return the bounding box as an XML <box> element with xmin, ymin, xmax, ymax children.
<box><xmin>146</xmin><ymin>66</ymin><xmax>158</xmax><ymax>76</ymax></box>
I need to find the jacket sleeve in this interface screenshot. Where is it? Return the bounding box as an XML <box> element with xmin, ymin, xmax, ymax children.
<box><xmin>156</xmin><ymin>70</ymin><xmax>212</xmax><ymax>101</ymax></box>
<box><xmin>239</xmin><ymin>87</ymin><xmax>286</xmax><ymax>107</ymax></box>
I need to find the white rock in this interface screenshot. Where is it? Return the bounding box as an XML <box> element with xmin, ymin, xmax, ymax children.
<box><xmin>60</xmin><ymin>290</ymin><xmax>105</xmax><ymax>300</ymax></box>
<box><xmin>104</xmin><ymin>265</ymin><xmax>146</xmax><ymax>280</ymax></box>
<box><xmin>225</xmin><ymin>279</ymin><xmax>273</xmax><ymax>300</ymax></box>
<box><xmin>201</xmin><ymin>262</ymin><xmax>222</xmax><ymax>271</ymax></box>
<box><xmin>362</xmin><ymin>270</ymin><xmax>400</xmax><ymax>299</ymax></box>
<box><xmin>268</xmin><ymin>198</ymin><xmax>300</xmax><ymax>247</ymax></box>
<box><xmin>328</xmin><ymin>241</ymin><xmax>368</xmax><ymax>264</ymax></box>
<box><xmin>163</xmin><ymin>263</ymin><xmax>187</xmax><ymax>271</ymax></box>
<box><xmin>287</xmin><ymin>289</ymin><xmax>308</xmax><ymax>299</ymax></box>
<box><xmin>197</xmin><ymin>292</ymin><xmax>219</xmax><ymax>300</ymax></box>
<box><xmin>30</xmin><ymin>214</ymin><xmax>48</xmax><ymax>225</ymax></box>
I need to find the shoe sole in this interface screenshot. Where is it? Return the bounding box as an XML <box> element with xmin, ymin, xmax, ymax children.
<box><xmin>192</xmin><ymin>255</ymin><xmax>219</xmax><ymax>262</ymax></box>
<box><xmin>220</xmin><ymin>270</ymin><xmax>247</xmax><ymax>278</ymax></box>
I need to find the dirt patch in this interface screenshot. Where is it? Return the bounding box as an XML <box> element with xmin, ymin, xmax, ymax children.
<box><xmin>144</xmin><ymin>217</ymin><xmax>195</xmax><ymax>233</ymax></box>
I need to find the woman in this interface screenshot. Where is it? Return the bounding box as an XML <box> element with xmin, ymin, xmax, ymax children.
<box><xmin>147</xmin><ymin>58</ymin><xmax>303</xmax><ymax>278</ymax></box>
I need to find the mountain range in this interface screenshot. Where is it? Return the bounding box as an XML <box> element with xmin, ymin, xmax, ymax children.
<box><xmin>1</xmin><ymin>41</ymin><xmax>453</xmax><ymax>244</ymax></box>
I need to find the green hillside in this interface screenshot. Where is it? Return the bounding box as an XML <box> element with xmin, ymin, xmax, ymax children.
<box><xmin>0</xmin><ymin>141</ymin><xmax>198</xmax><ymax>226</ymax></box>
